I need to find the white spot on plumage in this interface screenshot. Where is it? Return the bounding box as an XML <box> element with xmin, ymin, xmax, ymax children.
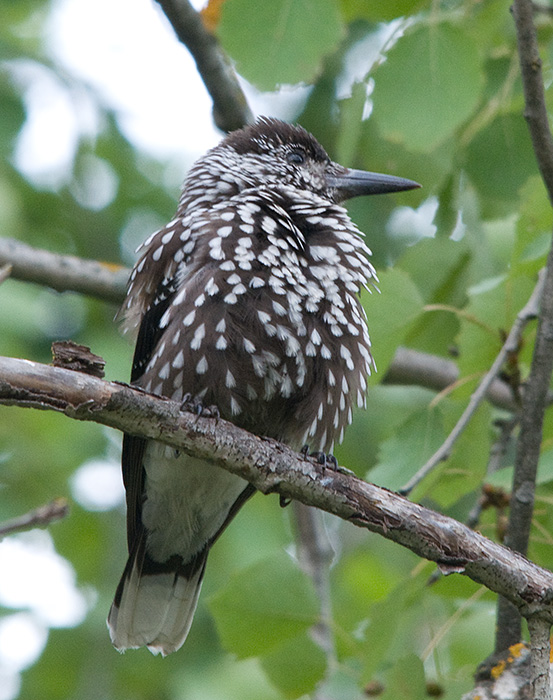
<box><xmin>173</xmin><ymin>350</ymin><xmax>184</xmax><ymax>369</ymax></box>
<box><xmin>310</xmin><ymin>328</ymin><xmax>322</xmax><ymax>345</ymax></box>
<box><xmin>280</xmin><ymin>374</ymin><xmax>293</xmax><ymax>397</ymax></box>
<box><xmin>226</xmin><ymin>369</ymin><xmax>236</xmax><ymax>388</ymax></box>
<box><xmin>216</xmin><ymin>335</ymin><xmax>227</xmax><ymax>350</ymax></box>
<box><xmin>183</xmin><ymin>310</ymin><xmax>196</xmax><ymax>327</ymax></box>
<box><xmin>191</xmin><ymin>323</ymin><xmax>206</xmax><ymax>350</ymax></box>
<box><xmin>340</xmin><ymin>345</ymin><xmax>354</xmax><ymax>370</ymax></box>
<box><xmin>205</xmin><ymin>278</ymin><xmax>219</xmax><ymax>296</ymax></box>
<box><xmin>173</xmin><ymin>288</ymin><xmax>187</xmax><ymax>306</ymax></box>
<box><xmin>171</xmin><ymin>329</ymin><xmax>181</xmax><ymax>345</ymax></box>
<box><xmin>160</xmin><ymin>309</ymin><xmax>171</xmax><ymax>329</ymax></box>
<box><xmin>196</xmin><ymin>356</ymin><xmax>208</xmax><ymax>374</ymax></box>
<box><xmin>243</xmin><ymin>338</ymin><xmax>256</xmax><ymax>354</ymax></box>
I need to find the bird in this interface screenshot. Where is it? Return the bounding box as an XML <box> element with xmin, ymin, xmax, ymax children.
<box><xmin>107</xmin><ymin>117</ymin><xmax>419</xmax><ymax>656</ymax></box>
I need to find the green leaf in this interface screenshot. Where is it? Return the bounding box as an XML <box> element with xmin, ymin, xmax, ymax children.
<box><xmin>513</xmin><ymin>176</ymin><xmax>553</xmax><ymax>270</ymax></box>
<box><xmin>369</xmin><ymin>407</ymin><xmax>445</xmax><ymax>490</ymax></box>
<box><xmin>218</xmin><ymin>0</ymin><xmax>344</xmax><ymax>90</ymax></box>
<box><xmin>456</xmin><ymin>274</ymin><xmax>535</xmax><ymax>381</ymax></box>
<box><xmin>362</xmin><ymin>267</ymin><xmax>424</xmax><ymax>377</ymax></box>
<box><xmin>0</xmin><ymin>70</ymin><xmax>25</xmax><ymax>148</ymax></box>
<box><xmin>426</xmin><ymin>400</ymin><xmax>491</xmax><ymax>507</ymax></box>
<box><xmin>359</xmin><ymin>577</ymin><xmax>427</xmax><ymax>682</ymax></box>
<box><xmin>464</xmin><ymin>113</ymin><xmax>538</xmax><ymax>213</ymax></box>
<box><xmin>208</xmin><ymin>552</ymin><xmax>319</xmax><ymax>658</ymax></box>
<box><xmin>400</xmin><ymin>237</ymin><xmax>471</xmax><ymax>355</ymax></box>
<box><xmin>372</xmin><ymin>23</ymin><xmax>484</xmax><ymax>152</ymax></box>
<box><xmin>380</xmin><ymin>654</ymin><xmax>426</xmax><ymax>700</ymax></box>
<box><xmin>260</xmin><ymin>633</ymin><xmax>327</xmax><ymax>698</ymax></box>
<box><xmin>340</xmin><ymin>0</ymin><xmax>427</xmax><ymax>22</ymax></box>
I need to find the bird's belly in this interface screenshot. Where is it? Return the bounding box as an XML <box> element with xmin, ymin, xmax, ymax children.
<box><xmin>141</xmin><ymin>442</ymin><xmax>249</xmax><ymax>563</ymax></box>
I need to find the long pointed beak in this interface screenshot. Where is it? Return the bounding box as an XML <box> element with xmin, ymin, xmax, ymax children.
<box><xmin>327</xmin><ymin>167</ymin><xmax>421</xmax><ymax>202</ymax></box>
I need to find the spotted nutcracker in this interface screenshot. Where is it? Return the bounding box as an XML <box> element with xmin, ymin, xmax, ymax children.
<box><xmin>108</xmin><ymin>117</ymin><xmax>419</xmax><ymax>655</ymax></box>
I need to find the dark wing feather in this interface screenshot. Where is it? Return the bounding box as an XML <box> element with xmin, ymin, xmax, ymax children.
<box><xmin>123</xmin><ymin>282</ymin><xmax>174</xmax><ymax>550</ymax></box>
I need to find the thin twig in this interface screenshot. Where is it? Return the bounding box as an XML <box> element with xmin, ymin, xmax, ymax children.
<box><xmin>400</xmin><ymin>269</ymin><xmax>545</xmax><ymax>495</ymax></box>
<box><xmin>155</xmin><ymin>0</ymin><xmax>253</xmax><ymax>132</ymax></box>
<box><xmin>2</xmin><ymin>356</ymin><xmax>553</xmax><ymax>621</ymax></box>
<box><xmin>0</xmin><ymin>498</ymin><xmax>69</xmax><ymax>538</ymax></box>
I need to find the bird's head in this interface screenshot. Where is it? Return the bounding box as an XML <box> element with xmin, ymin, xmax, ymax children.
<box><xmin>184</xmin><ymin>117</ymin><xmax>420</xmax><ymax>206</ymax></box>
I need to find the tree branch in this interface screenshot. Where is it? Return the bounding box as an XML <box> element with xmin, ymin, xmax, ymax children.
<box><xmin>514</xmin><ymin>0</ymin><xmax>553</xmax><ymax>203</ymax></box>
<box><xmin>0</xmin><ymin>237</ymin><xmax>128</xmax><ymax>304</ymax></box>
<box><xmin>494</xmin><ymin>0</ymin><xmax>553</xmax><ymax>651</ymax></box>
<box><xmin>0</xmin><ymin>498</ymin><xmax>69</xmax><ymax>538</ymax></box>
<box><xmin>1</xmin><ymin>355</ymin><xmax>553</xmax><ymax>622</ymax></box>
<box><xmin>155</xmin><ymin>0</ymin><xmax>253</xmax><ymax>132</ymax></box>
<box><xmin>528</xmin><ymin>616</ymin><xmax>551</xmax><ymax>699</ymax></box>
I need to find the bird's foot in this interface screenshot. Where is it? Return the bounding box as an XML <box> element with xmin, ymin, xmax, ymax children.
<box><xmin>301</xmin><ymin>445</ymin><xmax>338</xmax><ymax>470</ymax></box>
<box><xmin>300</xmin><ymin>446</ymin><xmax>355</xmax><ymax>476</ymax></box>
<box><xmin>181</xmin><ymin>393</ymin><xmax>220</xmax><ymax>421</ymax></box>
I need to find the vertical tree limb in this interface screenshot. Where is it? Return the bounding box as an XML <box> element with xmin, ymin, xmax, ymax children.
<box><xmin>496</xmin><ymin>0</ymin><xmax>553</xmax><ymax>651</ymax></box>
<box><xmin>528</xmin><ymin>617</ymin><xmax>551</xmax><ymax>699</ymax></box>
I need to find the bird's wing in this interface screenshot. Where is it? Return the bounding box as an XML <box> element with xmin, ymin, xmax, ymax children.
<box><xmin>120</xmin><ymin>218</ymin><xmax>195</xmax><ymax>550</ymax></box>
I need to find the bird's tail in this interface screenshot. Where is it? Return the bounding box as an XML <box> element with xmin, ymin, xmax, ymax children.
<box><xmin>108</xmin><ymin>536</ymin><xmax>207</xmax><ymax>657</ymax></box>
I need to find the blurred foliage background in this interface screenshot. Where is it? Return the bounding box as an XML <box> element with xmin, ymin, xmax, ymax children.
<box><xmin>1</xmin><ymin>0</ymin><xmax>553</xmax><ymax>698</ymax></box>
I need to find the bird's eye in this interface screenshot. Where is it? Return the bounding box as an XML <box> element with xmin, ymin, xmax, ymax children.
<box><xmin>287</xmin><ymin>151</ymin><xmax>305</xmax><ymax>165</ymax></box>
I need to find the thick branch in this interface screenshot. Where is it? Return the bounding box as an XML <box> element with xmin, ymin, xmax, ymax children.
<box><xmin>155</xmin><ymin>0</ymin><xmax>253</xmax><ymax>132</ymax></box>
<box><xmin>1</xmin><ymin>355</ymin><xmax>553</xmax><ymax>621</ymax></box>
